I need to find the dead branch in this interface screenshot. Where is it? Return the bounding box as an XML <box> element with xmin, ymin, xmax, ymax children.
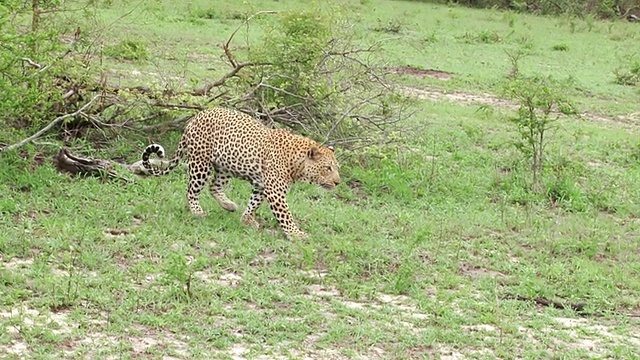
<box><xmin>54</xmin><ymin>147</ymin><xmax>124</xmax><ymax>179</ymax></box>
<box><xmin>224</xmin><ymin>10</ymin><xmax>278</xmax><ymax>67</ymax></box>
<box><xmin>191</xmin><ymin>61</ymin><xmax>269</xmax><ymax>96</ymax></box>
<box><xmin>21</xmin><ymin>57</ymin><xmax>43</xmax><ymax>69</ymax></box>
<box><xmin>151</xmin><ymin>102</ymin><xmax>204</xmax><ymax>111</ymax></box>
<box><xmin>323</xmin><ymin>93</ymin><xmax>384</xmax><ymax>143</ymax></box>
<box><xmin>54</xmin><ymin>147</ymin><xmax>178</xmax><ymax>180</ymax></box>
<box><xmin>1</xmin><ymin>95</ymin><xmax>102</xmax><ymax>153</ymax></box>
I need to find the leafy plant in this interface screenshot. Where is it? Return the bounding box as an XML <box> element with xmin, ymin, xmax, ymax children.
<box><xmin>0</xmin><ymin>1</ymin><xmax>77</xmax><ymax>139</ymax></box>
<box><xmin>104</xmin><ymin>39</ymin><xmax>149</xmax><ymax>61</ymax></box>
<box><xmin>372</xmin><ymin>18</ymin><xmax>403</xmax><ymax>33</ymax></box>
<box><xmin>551</xmin><ymin>43</ymin><xmax>569</xmax><ymax>51</ymax></box>
<box><xmin>239</xmin><ymin>9</ymin><xmax>414</xmax><ymax>147</ymax></box>
<box><xmin>502</xmin><ymin>75</ymin><xmax>577</xmax><ymax>192</ymax></box>
<box><xmin>459</xmin><ymin>30</ymin><xmax>502</xmax><ymax>44</ymax></box>
<box><xmin>613</xmin><ymin>58</ymin><xmax>640</xmax><ymax>86</ymax></box>
<box><xmin>504</xmin><ymin>48</ymin><xmax>530</xmax><ymax>79</ymax></box>
<box><xmin>166</xmin><ymin>253</ymin><xmax>194</xmax><ymax>299</ymax></box>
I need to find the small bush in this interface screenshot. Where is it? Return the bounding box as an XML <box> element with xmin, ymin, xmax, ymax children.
<box><xmin>192</xmin><ymin>7</ymin><xmax>218</xmax><ymax>20</ymax></box>
<box><xmin>0</xmin><ymin>2</ymin><xmax>81</xmax><ymax>137</ymax></box>
<box><xmin>545</xmin><ymin>174</ymin><xmax>587</xmax><ymax>212</ymax></box>
<box><xmin>372</xmin><ymin>18</ymin><xmax>403</xmax><ymax>33</ymax></box>
<box><xmin>104</xmin><ymin>39</ymin><xmax>149</xmax><ymax>61</ymax></box>
<box><xmin>191</xmin><ymin>7</ymin><xmax>247</xmax><ymax>20</ymax></box>
<box><xmin>240</xmin><ymin>9</ymin><xmax>413</xmax><ymax>146</ymax></box>
<box><xmin>458</xmin><ymin>30</ymin><xmax>501</xmax><ymax>44</ymax></box>
<box><xmin>502</xmin><ymin>75</ymin><xmax>577</xmax><ymax>193</ymax></box>
<box><xmin>552</xmin><ymin>43</ymin><xmax>569</xmax><ymax>51</ymax></box>
<box><xmin>613</xmin><ymin>59</ymin><xmax>640</xmax><ymax>86</ymax></box>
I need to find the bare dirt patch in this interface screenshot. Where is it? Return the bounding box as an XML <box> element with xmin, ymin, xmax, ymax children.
<box><xmin>1</xmin><ymin>256</ymin><xmax>34</xmax><ymax>269</ymax></box>
<box><xmin>0</xmin><ymin>306</ymin><xmax>75</xmax><ymax>357</ymax></box>
<box><xmin>458</xmin><ymin>262</ymin><xmax>507</xmax><ymax>278</ymax></box>
<box><xmin>66</xmin><ymin>323</ymin><xmax>190</xmax><ymax>358</ymax></box>
<box><xmin>194</xmin><ymin>270</ymin><xmax>242</xmax><ymax>287</ymax></box>
<box><xmin>305</xmin><ymin>283</ymin><xmax>430</xmax><ymax>321</ymax></box>
<box><xmin>402</xmin><ymin>85</ymin><xmax>640</xmax><ymax>128</ymax></box>
<box><xmin>299</xmin><ymin>278</ymin><xmax>640</xmax><ymax>358</ymax></box>
<box><xmin>553</xmin><ymin>317</ymin><xmax>640</xmax><ymax>350</ymax></box>
<box><xmin>250</xmin><ymin>249</ymin><xmax>278</xmax><ymax>266</ymax></box>
<box><xmin>388</xmin><ymin>66</ymin><xmax>453</xmax><ymax>80</ymax></box>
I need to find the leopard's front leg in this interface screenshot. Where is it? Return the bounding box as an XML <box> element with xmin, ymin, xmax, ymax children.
<box><xmin>264</xmin><ymin>187</ymin><xmax>307</xmax><ymax>240</ymax></box>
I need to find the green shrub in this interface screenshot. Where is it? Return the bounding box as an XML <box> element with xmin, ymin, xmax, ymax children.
<box><xmin>545</xmin><ymin>174</ymin><xmax>587</xmax><ymax>212</ymax></box>
<box><xmin>613</xmin><ymin>58</ymin><xmax>640</xmax><ymax>86</ymax></box>
<box><xmin>551</xmin><ymin>43</ymin><xmax>569</xmax><ymax>51</ymax></box>
<box><xmin>0</xmin><ymin>4</ymin><xmax>69</xmax><ymax>138</ymax></box>
<box><xmin>240</xmin><ymin>9</ymin><xmax>413</xmax><ymax>145</ymax></box>
<box><xmin>372</xmin><ymin>18</ymin><xmax>403</xmax><ymax>33</ymax></box>
<box><xmin>458</xmin><ymin>30</ymin><xmax>502</xmax><ymax>44</ymax></box>
<box><xmin>104</xmin><ymin>39</ymin><xmax>149</xmax><ymax>61</ymax></box>
<box><xmin>502</xmin><ymin>75</ymin><xmax>577</xmax><ymax>193</ymax></box>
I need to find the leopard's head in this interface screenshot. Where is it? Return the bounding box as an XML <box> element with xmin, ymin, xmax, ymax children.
<box><xmin>301</xmin><ymin>145</ymin><xmax>341</xmax><ymax>190</ymax></box>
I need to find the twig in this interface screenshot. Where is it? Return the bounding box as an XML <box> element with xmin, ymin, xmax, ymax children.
<box><xmin>62</xmin><ymin>89</ymin><xmax>76</xmax><ymax>100</ymax></box>
<box><xmin>1</xmin><ymin>95</ymin><xmax>102</xmax><ymax>152</ymax></box>
<box><xmin>323</xmin><ymin>93</ymin><xmax>383</xmax><ymax>143</ymax></box>
<box><xmin>151</xmin><ymin>102</ymin><xmax>204</xmax><ymax>111</ymax></box>
<box><xmin>224</xmin><ymin>11</ymin><xmax>278</xmax><ymax>67</ymax></box>
<box><xmin>192</xmin><ymin>61</ymin><xmax>269</xmax><ymax>96</ymax></box>
<box><xmin>21</xmin><ymin>57</ymin><xmax>43</xmax><ymax>69</ymax></box>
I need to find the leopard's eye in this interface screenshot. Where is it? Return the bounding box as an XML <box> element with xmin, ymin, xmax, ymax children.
<box><xmin>325</xmin><ymin>166</ymin><xmax>332</xmax><ymax>171</ymax></box>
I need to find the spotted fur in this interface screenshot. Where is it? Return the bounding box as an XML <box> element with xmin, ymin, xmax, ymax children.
<box><xmin>141</xmin><ymin>107</ymin><xmax>341</xmax><ymax>239</ymax></box>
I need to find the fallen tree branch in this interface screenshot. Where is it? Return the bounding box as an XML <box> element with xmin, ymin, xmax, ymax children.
<box><xmin>191</xmin><ymin>61</ymin><xmax>270</xmax><ymax>96</ymax></box>
<box><xmin>1</xmin><ymin>95</ymin><xmax>102</xmax><ymax>153</ymax></box>
<box><xmin>53</xmin><ymin>147</ymin><xmax>181</xmax><ymax>180</ymax></box>
<box><xmin>151</xmin><ymin>102</ymin><xmax>204</xmax><ymax>111</ymax></box>
<box><xmin>54</xmin><ymin>147</ymin><xmax>126</xmax><ymax>180</ymax></box>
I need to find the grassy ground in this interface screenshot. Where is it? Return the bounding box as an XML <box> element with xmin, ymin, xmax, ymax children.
<box><xmin>2</xmin><ymin>0</ymin><xmax>640</xmax><ymax>359</ymax></box>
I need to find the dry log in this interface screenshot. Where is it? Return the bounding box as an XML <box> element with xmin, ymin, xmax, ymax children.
<box><xmin>53</xmin><ymin>147</ymin><xmax>177</xmax><ymax>180</ymax></box>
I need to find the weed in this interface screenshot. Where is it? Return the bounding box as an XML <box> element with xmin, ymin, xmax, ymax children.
<box><xmin>613</xmin><ymin>58</ymin><xmax>640</xmax><ymax>86</ymax></box>
<box><xmin>191</xmin><ymin>7</ymin><xmax>247</xmax><ymax>21</ymax></box>
<box><xmin>545</xmin><ymin>174</ymin><xmax>587</xmax><ymax>212</ymax></box>
<box><xmin>458</xmin><ymin>29</ymin><xmax>502</xmax><ymax>44</ymax></box>
<box><xmin>422</xmin><ymin>30</ymin><xmax>439</xmax><ymax>44</ymax></box>
<box><xmin>551</xmin><ymin>43</ymin><xmax>569</xmax><ymax>51</ymax></box>
<box><xmin>104</xmin><ymin>39</ymin><xmax>149</xmax><ymax>61</ymax></box>
<box><xmin>192</xmin><ymin>7</ymin><xmax>219</xmax><ymax>20</ymax></box>
<box><xmin>372</xmin><ymin>18</ymin><xmax>403</xmax><ymax>33</ymax></box>
<box><xmin>504</xmin><ymin>47</ymin><xmax>530</xmax><ymax>79</ymax></box>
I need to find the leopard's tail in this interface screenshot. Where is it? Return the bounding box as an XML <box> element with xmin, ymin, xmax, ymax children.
<box><xmin>141</xmin><ymin>137</ymin><xmax>186</xmax><ymax>176</ymax></box>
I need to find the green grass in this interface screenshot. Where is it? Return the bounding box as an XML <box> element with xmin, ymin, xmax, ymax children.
<box><xmin>2</xmin><ymin>0</ymin><xmax>640</xmax><ymax>359</ymax></box>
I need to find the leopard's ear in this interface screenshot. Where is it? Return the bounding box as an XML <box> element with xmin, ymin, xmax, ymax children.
<box><xmin>327</xmin><ymin>145</ymin><xmax>335</xmax><ymax>152</ymax></box>
<box><xmin>307</xmin><ymin>146</ymin><xmax>322</xmax><ymax>161</ymax></box>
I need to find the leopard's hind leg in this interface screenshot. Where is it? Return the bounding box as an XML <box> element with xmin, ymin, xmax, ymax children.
<box><xmin>209</xmin><ymin>169</ymin><xmax>238</xmax><ymax>212</ymax></box>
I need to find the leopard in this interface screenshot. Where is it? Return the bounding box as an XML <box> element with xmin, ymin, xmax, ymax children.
<box><xmin>141</xmin><ymin>107</ymin><xmax>341</xmax><ymax>239</ymax></box>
